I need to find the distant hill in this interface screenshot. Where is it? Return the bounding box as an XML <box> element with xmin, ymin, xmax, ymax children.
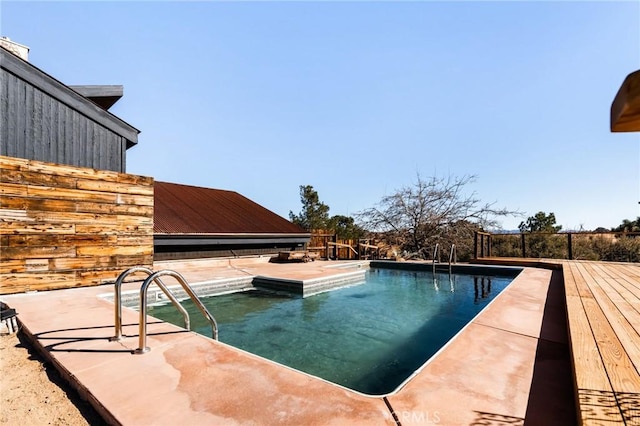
<box><xmin>491</xmin><ymin>229</ymin><xmax>520</xmax><ymax>234</ymax></box>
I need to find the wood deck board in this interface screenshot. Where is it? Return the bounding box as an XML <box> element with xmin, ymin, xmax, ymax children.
<box><xmin>610</xmin><ymin>276</ymin><xmax>640</xmax><ymax>305</ymax></box>
<box><xmin>591</xmin><ymin>264</ymin><xmax>640</xmax><ymax>315</ymax></box>
<box><xmin>576</xmin><ymin>264</ymin><xmax>640</xmax><ymax>386</ymax></box>
<box><xmin>616</xmin><ymin>264</ymin><xmax>640</xmax><ymax>280</ymax></box>
<box><xmin>588</xmin><ymin>264</ymin><xmax>640</xmax><ymax>311</ymax></box>
<box><xmin>562</xmin><ymin>263</ymin><xmax>626</xmax><ymax>424</ymax></box>
<box><xmin>601</xmin><ymin>264</ymin><xmax>640</xmax><ymax>293</ymax></box>
<box><xmin>592</xmin><ymin>264</ymin><xmax>640</xmax><ymax>294</ymax></box>
<box><xmin>563</xmin><ymin>266</ymin><xmax>613</xmax><ymax>390</ymax></box>
<box><xmin>567</xmin><ymin>261</ymin><xmax>640</xmax><ymax>424</ymax></box>
<box><xmin>570</xmin><ymin>263</ymin><xmax>635</xmax><ymax>391</ymax></box>
<box><xmin>603</xmin><ymin>277</ymin><xmax>640</xmax><ymax>321</ymax></box>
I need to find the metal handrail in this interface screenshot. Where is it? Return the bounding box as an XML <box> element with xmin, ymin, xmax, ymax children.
<box><xmin>432</xmin><ymin>243</ymin><xmax>439</xmax><ymax>274</ymax></box>
<box><xmin>110</xmin><ymin>267</ymin><xmax>190</xmax><ymax>342</ymax></box>
<box><xmin>449</xmin><ymin>244</ymin><xmax>457</xmax><ymax>273</ymax></box>
<box><xmin>136</xmin><ymin>269</ymin><xmax>218</xmax><ymax>354</ymax></box>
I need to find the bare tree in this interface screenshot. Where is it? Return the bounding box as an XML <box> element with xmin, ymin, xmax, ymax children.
<box><xmin>357</xmin><ymin>174</ymin><xmax>519</xmax><ymax>260</ymax></box>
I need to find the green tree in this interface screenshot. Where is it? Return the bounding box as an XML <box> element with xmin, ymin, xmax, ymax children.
<box><xmin>289</xmin><ymin>185</ymin><xmax>330</xmax><ymax>231</ymax></box>
<box><xmin>612</xmin><ymin>217</ymin><xmax>640</xmax><ymax>232</ymax></box>
<box><xmin>518</xmin><ymin>212</ymin><xmax>564</xmax><ymax>258</ymax></box>
<box><xmin>328</xmin><ymin>215</ymin><xmax>366</xmax><ymax>240</ymax></box>
<box><xmin>518</xmin><ymin>212</ymin><xmax>562</xmax><ymax>233</ymax></box>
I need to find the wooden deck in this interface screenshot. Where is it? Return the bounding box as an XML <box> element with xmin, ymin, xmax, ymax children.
<box><xmin>476</xmin><ymin>258</ymin><xmax>640</xmax><ymax>425</ymax></box>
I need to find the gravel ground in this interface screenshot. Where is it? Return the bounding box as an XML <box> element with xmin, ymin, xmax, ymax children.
<box><xmin>0</xmin><ymin>331</ymin><xmax>105</xmax><ymax>426</ymax></box>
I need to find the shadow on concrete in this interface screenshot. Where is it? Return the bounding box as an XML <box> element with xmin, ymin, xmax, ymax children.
<box><xmin>524</xmin><ymin>270</ymin><xmax>577</xmax><ymax>425</ymax></box>
<box><xmin>470</xmin><ymin>410</ymin><xmax>524</xmax><ymax>425</ymax></box>
<box><xmin>32</xmin><ymin>321</ymin><xmax>188</xmax><ymax>354</ymax></box>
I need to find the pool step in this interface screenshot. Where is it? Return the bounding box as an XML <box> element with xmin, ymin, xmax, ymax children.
<box><xmin>253</xmin><ymin>270</ymin><xmax>366</xmax><ymax>297</ymax></box>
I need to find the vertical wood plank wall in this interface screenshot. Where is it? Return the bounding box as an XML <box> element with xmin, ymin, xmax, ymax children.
<box><xmin>0</xmin><ymin>156</ymin><xmax>154</xmax><ymax>294</ymax></box>
<box><xmin>1</xmin><ymin>69</ymin><xmax>128</xmax><ymax>172</ymax></box>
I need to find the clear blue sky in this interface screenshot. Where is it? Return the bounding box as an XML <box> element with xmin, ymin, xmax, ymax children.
<box><xmin>3</xmin><ymin>1</ymin><xmax>639</xmax><ymax>231</ymax></box>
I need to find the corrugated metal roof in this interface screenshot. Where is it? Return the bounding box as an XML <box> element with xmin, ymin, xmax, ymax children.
<box><xmin>154</xmin><ymin>181</ymin><xmax>308</xmax><ymax>235</ymax></box>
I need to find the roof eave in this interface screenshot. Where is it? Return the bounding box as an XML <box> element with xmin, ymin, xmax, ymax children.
<box><xmin>611</xmin><ymin>69</ymin><xmax>640</xmax><ymax>132</ymax></box>
<box><xmin>0</xmin><ymin>47</ymin><xmax>140</xmax><ymax>145</ymax></box>
<box><xmin>154</xmin><ymin>233</ymin><xmax>311</xmax><ymax>247</ymax></box>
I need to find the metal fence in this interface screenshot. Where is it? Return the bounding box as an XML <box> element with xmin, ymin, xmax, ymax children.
<box><xmin>475</xmin><ymin>231</ymin><xmax>640</xmax><ymax>262</ymax></box>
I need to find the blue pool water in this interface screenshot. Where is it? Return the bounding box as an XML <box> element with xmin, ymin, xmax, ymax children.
<box><xmin>148</xmin><ymin>267</ymin><xmax>516</xmax><ymax>395</ymax></box>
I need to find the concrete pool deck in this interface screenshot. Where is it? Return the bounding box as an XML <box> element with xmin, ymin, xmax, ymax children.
<box><xmin>0</xmin><ymin>259</ymin><xmax>575</xmax><ymax>425</ymax></box>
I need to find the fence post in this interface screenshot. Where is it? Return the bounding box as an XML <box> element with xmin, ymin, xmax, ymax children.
<box><xmin>488</xmin><ymin>234</ymin><xmax>492</xmax><ymax>257</ymax></box>
<box><xmin>568</xmin><ymin>233</ymin><xmax>573</xmax><ymax>260</ymax></box>
<box><xmin>474</xmin><ymin>232</ymin><xmax>479</xmax><ymax>258</ymax></box>
<box><xmin>521</xmin><ymin>234</ymin><xmax>526</xmax><ymax>258</ymax></box>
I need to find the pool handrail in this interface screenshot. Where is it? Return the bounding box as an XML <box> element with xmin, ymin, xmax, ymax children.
<box><xmin>136</xmin><ymin>269</ymin><xmax>218</xmax><ymax>354</ymax></box>
<box><xmin>449</xmin><ymin>244</ymin><xmax>457</xmax><ymax>273</ymax></box>
<box><xmin>432</xmin><ymin>243</ymin><xmax>439</xmax><ymax>274</ymax></box>
<box><xmin>110</xmin><ymin>266</ymin><xmax>190</xmax><ymax>342</ymax></box>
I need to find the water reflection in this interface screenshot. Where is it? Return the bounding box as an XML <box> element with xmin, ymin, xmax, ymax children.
<box><xmin>473</xmin><ymin>277</ymin><xmax>492</xmax><ymax>303</ymax></box>
<box><xmin>301</xmin><ymin>291</ymin><xmax>329</xmax><ymax>322</ymax></box>
<box><xmin>433</xmin><ymin>274</ymin><xmax>456</xmax><ymax>292</ymax></box>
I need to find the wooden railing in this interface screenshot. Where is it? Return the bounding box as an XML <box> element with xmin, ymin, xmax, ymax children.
<box><xmin>474</xmin><ymin>231</ymin><xmax>492</xmax><ymax>259</ymax></box>
<box><xmin>307</xmin><ymin>230</ymin><xmax>381</xmax><ymax>260</ymax></box>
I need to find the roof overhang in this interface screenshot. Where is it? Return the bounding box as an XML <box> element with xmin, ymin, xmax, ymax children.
<box><xmin>611</xmin><ymin>69</ymin><xmax>640</xmax><ymax>132</ymax></box>
<box><xmin>154</xmin><ymin>233</ymin><xmax>311</xmax><ymax>247</ymax></box>
<box><xmin>69</xmin><ymin>85</ymin><xmax>123</xmax><ymax>111</ymax></box>
<box><xmin>0</xmin><ymin>47</ymin><xmax>140</xmax><ymax>148</ymax></box>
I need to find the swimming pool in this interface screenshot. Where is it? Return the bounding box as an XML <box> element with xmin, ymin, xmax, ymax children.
<box><xmin>148</xmin><ymin>266</ymin><xmax>519</xmax><ymax>395</ymax></box>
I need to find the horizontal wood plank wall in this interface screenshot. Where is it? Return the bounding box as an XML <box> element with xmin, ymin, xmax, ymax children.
<box><xmin>0</xmin><ymin>155</ymin><xmax>153</xmax><ymax>294</ymax></box>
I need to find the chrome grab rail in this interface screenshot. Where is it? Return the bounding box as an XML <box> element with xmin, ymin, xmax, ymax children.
<box><xmin>136</xmin><ymin>269</ymin><xmax>218</xmax><ymax>354</ymax></box>
<box><xmin>432</xmin><ymin>243</ymin><xmax>439</xmax><ymax>274</ymax></box>
<box><xmin>449</xmin><ymin>244</ymin><xmax>457</xmax><ymax>273</ymax></box>
<box><xmin>434</xmin><ymin>243</ymin><xmax>457</xmax><ymax>288</ymax></box>
<box><xmin>110</xmin><ymin>267</ymin><xmax>190</xmax><ymax>342</ymax></box>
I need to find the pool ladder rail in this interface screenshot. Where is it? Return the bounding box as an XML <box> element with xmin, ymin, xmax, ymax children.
<box><xmin>110</xmin><ymin>267</ymin><xmax>219</xmax><ymax>354</ymax></box>
<box><xmin>432</xmin><ymin>244</ymin><xmax>458</xmax><ymax>291</ymax></box>
<box><xmin>449</xmin><ymin>244</ymin><xmax>457</xmax><ymax>273</ymax></box>
<box><xmin>431</xmin><ymin>243</ymin><xmax>457</xmax><ymax>272</ymax></box>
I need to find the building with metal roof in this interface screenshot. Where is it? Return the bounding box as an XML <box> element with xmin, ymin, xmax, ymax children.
<box><xmin>154</xmin><ymin>181</ymin><xmax>310</xmax><ymax>260</ymax></box>
<box><xmin>1</xmin><ymin>40</ymin><xmax>308</xmax><ymax>262</ymax></box>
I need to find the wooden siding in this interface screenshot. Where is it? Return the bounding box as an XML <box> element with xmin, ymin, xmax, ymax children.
<box><xmin>0</xmin><ymin>48</ymin><xmax>138</xmax><ymax>173</ymax></box>
<box><xmin>0</xmin><ymin>156</ymin><xmax>153</xmax><ymax>294</ymax></box>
